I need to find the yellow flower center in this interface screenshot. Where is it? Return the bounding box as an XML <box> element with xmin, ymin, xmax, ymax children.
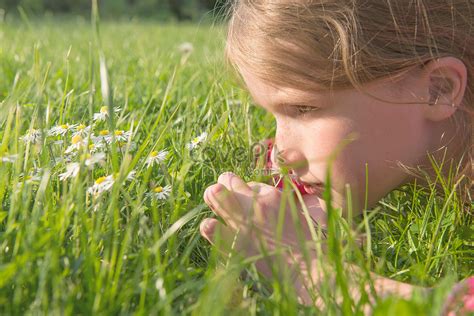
<box><xmin>192</xmin><ymin>137</ymin><xmax>199</xmax><ymax>143</ymax></box>
<box><xmin>77</xmin><ymin>124</ymin><xmax>86</xmax><ymax>130</ymax></box>
<box><xmin>154</xmin><ymin>186</ymin><xmax>163</xmax><ymax>193</ymax></box>
<box><xmin>150</xmin><ymin>151</ymin><xmax>158</xmax><ymax>157</ymax></box>
<box><xmin>95</xmin><ymin>176</ymin><xmax>106</xmax><ymax>184</ymax></box>
<box><xmin>89</xmin><ymin>144</ymin><xmax>95</xmax><ymax>150</ymax></box>
<box><xmin>115</xmin><ymin>130</ymin><xmax>124</xmax><ymax>136</ymax></box>
<box><xmin>100</xmin><ymin>106</ymin><xmax>108</xmax><ymax>114</ymax></box>
<box><xmin>61</xmin><ymin>124</ymin><xmax>69</xmax><ymax>129</ymax></box>
<box><xmin>71</xmin><ymin>135</ymin><xmax>83</xmax><ymax>144</ymax></box>
<box><xmin>99</xmin><ymin>130</ymin><xmax>109</xmax><ymax>136</ymax></box>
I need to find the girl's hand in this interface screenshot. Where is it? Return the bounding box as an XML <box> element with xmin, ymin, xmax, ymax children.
<box><xmin>199</xmin><ymin>171</ymin><xmax>327</xmax><ymax>280</ymax></box>
<box><xmin>199</xmin><ymin>172</ymin><xmax>426</xmax><ymax>309</ymax></box>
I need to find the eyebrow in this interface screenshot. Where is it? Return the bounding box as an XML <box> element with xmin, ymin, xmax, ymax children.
<box><xmin>259</xmin><ymin>97</ymin><xmax>324</xmax><ymax>111</ymax></box>
<box><xmin>247</xmin><ymin>85</ymin><xmax>326</xmax><ymax>110</ymax></box>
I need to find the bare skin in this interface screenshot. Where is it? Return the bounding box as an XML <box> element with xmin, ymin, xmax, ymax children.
<box><xmin>199</xmin><ymin>57</ymin><xmax>468</xmax><ymax>306</ymax></box>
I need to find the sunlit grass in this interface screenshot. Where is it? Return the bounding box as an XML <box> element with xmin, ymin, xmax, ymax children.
<box><xmin>0</xmin><ymin>16</ymin><xmax>472</xmax><ymax>315</ymax></box>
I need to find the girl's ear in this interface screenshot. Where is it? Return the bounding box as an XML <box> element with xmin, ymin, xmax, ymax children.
<box><xmin>422</xmin><ymin>57</ymin><xmax>467</xmax><ymax>122</ymax></box>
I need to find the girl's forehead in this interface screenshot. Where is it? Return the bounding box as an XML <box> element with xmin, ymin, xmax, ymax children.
<box><xmin>239</xmin><ymin>65</ymin><xmax>329</xmax><ymax>107</ymax></box>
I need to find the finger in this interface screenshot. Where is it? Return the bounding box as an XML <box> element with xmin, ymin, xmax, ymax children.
<box><xmin>247</xmin><ymin>181</ymin><xmax>280</xmax><ymax>197</ymax></box>
<box><xmin>199</xmin><ymin>221</ymin><xmax>296</xmax><ymax>280</ymax></box>
<box><xmin>217</xmin><ymin>172</ymin><xmax>253</xmax><ymax>196</ymax></box>
<box><xmin>247</xmin><ymin>181</ymin><xmax>264</xmax><ymax>196</ymax></box>
<box><xmin>199</xmin><ymin>217</ymin><xmax>249</xmax><ymax>255</ymax></box>
<box><xmin>204</xmin><ymin>183</ymin><xmax>249</xmax><ymax>231</ymax></box>
<box><xmin>247</xmin><ymin>182</ymin><xmax>282</xmax><ymax>221</ymax></box>
<box><xmin>199</xmin><ymin>218</ymin><xmax>219</xmax><ymax>244</ymax></box>
<box><xmin>299</xmin><ymin>194</ymin><xmax>328</xmax><ymax>227</ymax></box>
<box><xmin>201</xmin><ymin>221</ymin><xmax>276</xmax><ymax>279</ymax></box>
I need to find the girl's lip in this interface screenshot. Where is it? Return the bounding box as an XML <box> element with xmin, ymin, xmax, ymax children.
<box><xmin>302</xmin><ymin>183</ymin><xmax>324</xmax><ymax>195</ymax></box>
<box><xmin>298</xmin><ymin>179</ymin><xmax>323</xmax><ymax>187</ymax></box>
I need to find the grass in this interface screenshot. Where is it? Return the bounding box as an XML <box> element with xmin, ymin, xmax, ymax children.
<box><xmin>0</xmin><ymin>16</ymin><xmax>472</xmax><ymax>315</ymax></box>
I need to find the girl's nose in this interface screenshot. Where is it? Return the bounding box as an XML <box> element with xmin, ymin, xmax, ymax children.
<box><xmin>273</xmin><ymin>121</ymin><xmax>309</xmax><ymax>173</ymax></box>
<box><xmin>270</xmin><ymin>143</ymin><xmax>283</xmax><ymax>168</ymax></box>
<box><xmin>271</xmin><ymin>141</ymin><xmax>308</xmax><ymax>173</ymax></box>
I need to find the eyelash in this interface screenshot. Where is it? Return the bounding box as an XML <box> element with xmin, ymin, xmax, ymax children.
<box><xmin>295</xmin><ymin>105</ymin><xmax>319</xmax><ymax>117</ymax></box>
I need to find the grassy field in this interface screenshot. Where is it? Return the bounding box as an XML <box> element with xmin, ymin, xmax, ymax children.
<box><xmin>0</xmin><ymin>16</ymin><xmax>472</xmax><ymax>315</ymax></box>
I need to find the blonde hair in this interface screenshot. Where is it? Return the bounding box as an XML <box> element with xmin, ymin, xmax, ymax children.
<box><xmin>225</xmin><ymin>0</ymin><xmax>473</xmax><ymax>207</ymax></box>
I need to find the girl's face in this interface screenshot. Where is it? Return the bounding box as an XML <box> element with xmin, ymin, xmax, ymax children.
<box><xmin>239</xmin><ymin>66</ymin><xmax>447</xmax><ymax>212</ymax></box>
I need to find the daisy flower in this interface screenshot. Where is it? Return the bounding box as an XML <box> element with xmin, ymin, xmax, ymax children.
<box><xmin>155</xmin><ymin>277</ymin><xmax>166</xmax><ymax>300</ymax></box>
<box><xmin>1</xmin><ymin>154</ymin><xmax>18</xmax><ymax>163</ymax></box>
<box><xmin>92</xmin><ymin>130</ymin><xmax>111</xmax><ymax>145</ymax></box>
<box><xmin>93</xmin><ymin>106</ymin><xmax>121</xmax><ymax>122</ymax></box>
<box><xmin>20</xmin><ymin>129</ymin><xmax>42</xmax><ymax>144</ymax></box>
<box><xmin>147</xmin><ymin>185</ymin><xmax>172</xmax><ymax>200</ymax></box>
<box><xmin>126</xmin><ymin>170</ymin><xmax>137</xmax><ymax>181</ymax></box>
<box><xmin>59</xmin><ymin>162</ymin><xmax>80</xmax><ymax>181</ymax></box>
<box><xmin>146</xmin><ymin>150</ymin><xmax>168</xmax><ymax>167</ymax></box>
<box><xmin>106</xmin><ymin>130</ymin><xmax>132</xmax><ymax>143</ymax></box>
<box><xmin>227</xmin><ymin>99</ymin><xmax>242</xmax><ymax>106</ymax></box>
<box><xmin>116</xmin><ymin>141</ymin><xmax>137</xmax><ymax>152</ymax></box>
<box><xmin>65</xmin><ymin>134</ymin><xmax>89</xmax><ymax>154</ymax></box>
<box><xmin>88</xmin><ymin>141</ymin><xmax>106</xmax><ymax>154</ymax></box>
<box><xmin>187</xmin><ymin>132</ymin><xmax>208</xmax><ymax>150</ymax></box>
<box><xmin>48</xmin><ymin>123</ymin><xmax>78</xmax><ymax>137</ymax></box>
<box><xmin>87</xmin><ymin>175</ymin><xmax>115</xmax><ymax>196</ymax></box>
<box><xmin>113</xmin><ymin>130</ymin><xmax>131</xmax><ymax>142</ymax></box>
<box><xmin>84</xmin><ymin>152</ymin><xmax>106</xmax><ymax>169</ymax></box>
<box><xmin>72</xmin><ymin>124</ymin><xmax>92</xmax><ymax>138</ymax></box>
<box><xmin>17</xmin><ymin>168</ymin><xmax>43</xmax><ymax>187</ymax></box>
<box><xmin>178</xmin><ymin>42</ymin><xmax>194</xmax><ymax>55</ymax></box>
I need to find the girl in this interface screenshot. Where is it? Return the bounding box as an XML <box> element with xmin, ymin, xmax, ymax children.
<box><xmin>199</xmin><ymin>0</ymin><xmax>473</xmax><ymax>313</ymax></box>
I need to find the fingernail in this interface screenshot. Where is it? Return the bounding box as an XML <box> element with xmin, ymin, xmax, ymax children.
<box><xmin>200</xmin><ymin>220</ymin><xmax>209</xmax><ymax>234</ymax></box>
<box><xmin>206</xmin><ymin>221</ymin><xmax>215</xmax><ymax>234</ymax></box>
<box><xmin>200</xmin><ymin>219</ymin><xmax>215</xmax><ymax>235</ymax></box>
<box><xmin>211</xmin><ymin>183</ymin><xmax>222</xmax><ymax>194</ymax></box>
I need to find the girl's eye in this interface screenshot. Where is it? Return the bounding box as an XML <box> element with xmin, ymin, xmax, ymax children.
<box><xmin>295</xmin><ymin>105</ymin><xmax>319</xmax><ymax>116</ymax></box>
